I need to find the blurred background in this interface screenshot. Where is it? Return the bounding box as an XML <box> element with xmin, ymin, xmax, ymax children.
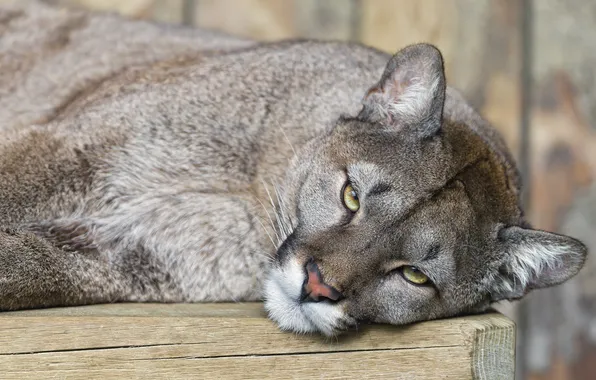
<box><xmin>7</xmin><ymin>0</ymin><xmax>596</xmax><ymax>379</ymax></box>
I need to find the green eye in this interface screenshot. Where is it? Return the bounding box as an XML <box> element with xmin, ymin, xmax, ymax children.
<box><xmin>342</xmin><ymin>183</ymin><xmax>360</xmax><ymax>212</ymax></box>
<box><xmin>401</xmin><ymin>266</ymin><xmax>429</xmax><ymax>285</ymax></box>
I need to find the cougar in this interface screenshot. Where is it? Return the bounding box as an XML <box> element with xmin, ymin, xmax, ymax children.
<box><xmin>0</xmin><ymin>1</ymin><xmax>587</xmax><ymax>336</ymax></box>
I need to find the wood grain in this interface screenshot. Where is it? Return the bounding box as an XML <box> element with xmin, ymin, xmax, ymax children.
<box><xmin>0</xmin><ymin>303</ymin><xmax>515</xmax><ymax>379</ymax></box>
<box><xmin>193</xmin><ymin>0</ymin><xmax>296</xmax><ymax>40</ymax></box>
<box><xmin>294</xmin><ymin>0</ymin><xmax>356</xmax><ymax>40</ymax></box>
<box><xmin>1</xmin><ymin>347</ymin><xmax>472</xmax><ymax>380</ymax></box>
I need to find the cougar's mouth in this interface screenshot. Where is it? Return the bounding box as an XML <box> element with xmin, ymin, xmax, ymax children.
<box><xmin>263</xmin><ymin>256</ymin><xmax>356</xmax><ymax>336</ymax></box>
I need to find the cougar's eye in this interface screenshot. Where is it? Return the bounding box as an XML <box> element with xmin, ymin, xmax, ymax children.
<box><xmin>342</xmin><ymin>183</ymin><xmax>359</xmax><ymax>212</ymax></box>
<box><xmin>401</xmin><ymin>266</ymin><xmax>429</xmax><ymax>285</ymax></box>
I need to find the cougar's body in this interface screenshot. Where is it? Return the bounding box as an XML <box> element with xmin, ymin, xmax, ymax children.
<box><xmin>0</xmin><ymin>2</ymin><xmax>380</xmax><ymax>304</ymax></box>
<box><xmin>0</xmin><ymin>1</ymin><xmax>585</xmax><ymax>336</ymax></box>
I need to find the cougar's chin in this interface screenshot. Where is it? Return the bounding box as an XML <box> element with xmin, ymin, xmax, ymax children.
<box><xmin>263</xmin><ymin>257</ymin><xmax>355</xmax><ymax>336</ymax></box>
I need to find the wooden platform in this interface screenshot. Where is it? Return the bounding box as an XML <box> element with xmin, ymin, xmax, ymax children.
<box><xmin>0</xmin><ymin>303</ymin><xmax>515</xmax><ymax>379</ymax></box>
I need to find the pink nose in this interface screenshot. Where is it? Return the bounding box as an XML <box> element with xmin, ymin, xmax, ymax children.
<box><xmin>300</xmin><ymin>259</ymin><xmax>343</xmax><ymax>303</ymax></box>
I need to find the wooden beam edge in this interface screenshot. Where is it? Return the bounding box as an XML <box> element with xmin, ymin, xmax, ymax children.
<box><xmin>0</xmin><ymin>302</ymin><xmax>516</xmax><ymax>376</ymax></box>
<box><xmin>469</xmin><ymin>315</ymin><xmax>516</xmax><ymax>379</ymax></box>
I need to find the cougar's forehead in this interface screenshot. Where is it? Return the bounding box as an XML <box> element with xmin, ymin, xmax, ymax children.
<box><xmin>327</xmin><ymin>119</ymin><xmax>448</xmax><ymax>169</ymax></box>
<box><xmin>322</xmin><ymin>122</ymin><xmax>452</xmax><ymax>199</ymax></box>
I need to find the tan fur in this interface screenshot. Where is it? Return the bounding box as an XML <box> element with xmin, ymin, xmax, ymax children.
<box><xmin>0</xmin><ymin>1</ymin><xmax>586</xmax><ymax>335</ymax></box>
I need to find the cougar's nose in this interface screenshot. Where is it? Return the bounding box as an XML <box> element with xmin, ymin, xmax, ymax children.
<box><xmin>300</xmin><ymin>258</ymin><xmax>343</xmax><ymax>303</ymax></box>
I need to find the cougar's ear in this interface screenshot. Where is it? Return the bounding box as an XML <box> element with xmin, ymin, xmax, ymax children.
<box><xmin>360</xmin><ymin>43</ymin><xmax>446</xmax><ymax>138</ymax></box>
<box><xmin>490</xmin><ymin>226</ymin><xmax>587</xmax><ymax>302</ymax></box>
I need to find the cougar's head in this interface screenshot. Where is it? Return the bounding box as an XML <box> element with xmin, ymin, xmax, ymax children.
<box><xmin>264</xmin><ymin>43</ymin><xmax>587</xmax><ymax>336</ymax></box>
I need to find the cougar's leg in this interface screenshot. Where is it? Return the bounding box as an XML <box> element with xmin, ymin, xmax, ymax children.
<box><xmin>0</xmin><ymin>122</ymin><xmax>133</xmax><ymax>309</ymax></box>
<box><xmin>0</xmin><ymin>227</ymin><xmax>128</xmax><ymax>310</ymax></box>
<box><xmin>0</xmin><ymin>127</ymin><xmax>105</xmax><ymax>227</ymax></box>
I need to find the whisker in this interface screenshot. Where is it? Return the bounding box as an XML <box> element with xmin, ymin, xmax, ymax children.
<box><xmin>272</xmin><ymin>196</ymin><xmax>286</xmax><ymax>240</ymax></box>
<box><xmin>260</xmin><ymin>177</ymin><xmax>285</xmax><ymax>245</ymax></box>
<box><xmin>255</xmin><ymin>249</ymin><xmax>275</xmax><ymax>263</ymax></box>
<box><xmin>240</xmin><ymin>201</ymin><xmax>279</xmax><ymax>250</ymax></box>
<box><xmin>250</xmin><ymin>193</ymin><xmax>281</xmax><ymax>244</ymax></box>
<box><xmin>260</xmin><ymin>177</ymin><xmax>278</xmax><ymax>211</ymax></box>
<box><xmin>253</xmin><ymin>214</ymin><xmax>277</xmax><ymax>249</ymax></box>
<box><xmin>271</xmin><ymin>181</ymin><xmax>287</xmax><ymax>237</ymax></box>
<box><xmin>272</xmin><ymin>179</ymin><xmax>294</xmax><ymax>241</ymax></box>
<box><xmin>277</xmin><ymin>123</ymin><xmax>297</xmax><ymax>157</ymax></box>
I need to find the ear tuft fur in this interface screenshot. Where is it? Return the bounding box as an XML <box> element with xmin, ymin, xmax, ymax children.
<box><xmin>489</xmin><ymin>226</ymin><xmax>587</xmax><ymax>301</ymax></box>
<box><xmin>361</xmin><ymin>43</ymin><xmax>446</xmax><ymax>137</ymax></box>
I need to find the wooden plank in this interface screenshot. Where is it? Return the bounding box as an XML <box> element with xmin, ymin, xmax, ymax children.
<box><xmin>294</xmin><ymin>0</ymin><xmax>356</xmax><ymax>41</ymax></box>
<box><xmin>1</xmin><ymin>347</ymin><xmax>472</xmax><ymax>380</ymax></box>
<box><xmin>0</xmin><ymin>303</ymin><xmax>504</xmax><ymax>355</ymax></box>
<box><xmin>50</xmin><ymin>0</ymin><xmax>185</xmax><ymax>23</ymax></box>
<box><xmin>193</xmin><ymin>0</ymin><xmax>296</xmax><ymax>40</ymax></box>
<box><xmin>0</xmin><ymin>303</ymin><xmax>515</xmax><ymax>379</ymax></box>
<box><xmin>53</xmin><ymin>0</ymin><xmax>156</xmax><ymax>18</ymax></box>
<box><xmin>150</xmin><ymin>0</ymin><xmax>185</xmax><ymax>24</ymax></box>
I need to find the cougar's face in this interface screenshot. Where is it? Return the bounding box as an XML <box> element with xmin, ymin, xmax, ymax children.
<box><xmin>263</xmin><ymin>44</ymin><xmax>586</xmax><ymax>336</ymax></box>
<box><xmin>265</xmin><ymin>118</ymin><xmax>495</xmax><ymax>335</ymax></box>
